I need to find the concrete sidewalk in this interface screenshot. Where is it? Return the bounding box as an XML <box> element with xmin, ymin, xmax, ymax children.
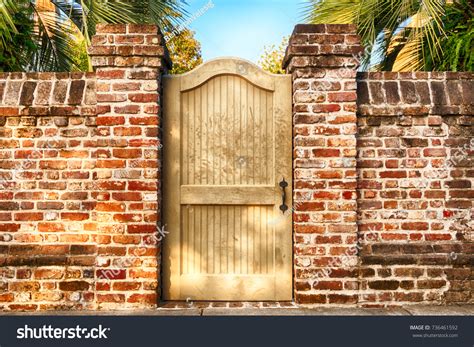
<box><xmin>4</xmin><ymin>304</ymin><xmax>474</xmax><ymax>316</ymax></box>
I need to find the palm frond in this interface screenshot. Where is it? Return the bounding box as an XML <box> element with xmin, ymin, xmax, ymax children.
<box><xmin>29</xmin><ymin>6</ymin><xmax>79</xmax><ymax>71</ymax></box>
<box><xmin>417</xmin><ymin>0</ymin><xmax>445</xmax><ymax>63</ymax></box>
<box><xmin>306</xmin><ymin>0</ymin><xmax>449</xmax><ymax>71</ymax></box>
<box><xmin>145</xmin><ymin>0</ymin><xmax>188</xmax><ymax>30</ymax></box>
<box><xmin>50</xmin><ymin>0</ymin><xmax>84</xmax><ymax>33</ymax></box>
<box><xmin>0</xmin><ymin>0</ymin><xmax>18</xmax><ymax>44</ymax></box>
<box><xmin>391</xmin><ymin>27</ymin><xmax>425</xmax><ymax>71</ymax></box>
<box><xmin>305</xmin><ymin>0</ymin><xmax>360</xmax><ymax>24</ymax></box>
<box><xmin>78</xmin><ymin>0</ymin><xmax>138</xmax><ymax>43</ymax></box>
<box><xmin>2</xmin><ymin>0</ymin><xmax>187</xmax><ymax>71</ymax></box>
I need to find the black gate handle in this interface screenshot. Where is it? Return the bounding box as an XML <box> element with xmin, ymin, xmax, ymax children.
<box><xmin>279</xmin><ymin>178</ymin><xmax>288</xmax><ymax>214</ymax></box>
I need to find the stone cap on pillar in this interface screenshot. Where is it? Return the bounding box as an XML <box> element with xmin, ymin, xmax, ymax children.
<box><xmin>88</xmin><ymin>24</ymin><xmax>172</xmax><ymax>70</ymax></box>
<box><xmin>283</xmin><ymin>24</ymin><xmax>363</xmax><ymax>71</ymax></box>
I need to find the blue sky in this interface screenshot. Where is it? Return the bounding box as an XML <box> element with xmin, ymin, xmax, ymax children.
<box><xmin>185</xmin><ymin>0</ymin><xmax>305</xmax><ymax>63</ymax></box>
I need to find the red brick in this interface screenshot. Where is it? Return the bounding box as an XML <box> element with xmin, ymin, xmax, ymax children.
<box><xmin>38</xmin><ymin>223</ymin><xmax>65</xmax><ymax>232</ymax></box>
<box><xmin>34</xmin><ymin>269</ymin><xmax>64</xmax><ymax>279</ymax></box>
<box><xmin>327</xmin><ymin>92</ymin><xmax>356</xmax><ymax>102</ymax></box>
<box><xmin>423</xmin><ymin>148</ymin><xmax>446</xmax><ymax>157</ymax></box>
<box><xmin>96</xmin><ymin>69</ymin><xmax>125</xmax><ymax>79</ymax></box>
<box><xmin>61</xmin><ymin>213</ymin><xmax>89</xmax><ymax>221</ymax></box>
<box><xmin>97</xmin><ymin>294</ymin><xmax>125</xmax><ymax>303</ymax></box>
<box><xmin>401</xmin><ymin>222</ymin><xmax>429</xmax><ymax>231</ymax></box>
<box><xmin>313</xmin><ymin>149</ymin><xmax>340</xmax><ymax>157</ymax></box>
<box><xmin>129</xmin><ymin>269</ymin><xmax>156</xmax><ymax>279</ymax></box>
<box><xmin>127</xmin><ymin>224</ymin><xmax>156</xmax><ymax>234</ymax></box>
<box><xmin>0</xmin><ymin>223</ymin><xmax>20</xmax><ymax>232</ymax></box>
<box><xmin>96</xmin><ymin>160</ymin><xmax>126</xmax><ymax>168</ymax></box>
<box><xmin>129</xmin><ymin>116</ymin><xmax>158</xmax><ymax>125</ymax></box>
<box><xmin>113</xmin><ymin>149</ymin><xmax>141</xmax><ymax>158</ymax></box>
<box><xmin>112</xmin><ymin>192</ymin><xmax>142</xmax><ymax>201</ymax></box>
<box><xmin>113</xmin><ymin>282</ymin><xmax>141</xmax><ymax>291</ymax></box>
<box><xmin>113</xmin><ymin>127</ymin><xmax>142</xmax><ymax>136</ymax></box>
<box><xmin>96</xmin><ymin>269</ymin><xmax>126</xmax><ymax>280</ymax></box>
<box><xmin>96</xmin><ymin>116</ymin><xmax>125</xmax><ymax>126</ymax></box>
<box><xmin>127</xmin><ymin>293</ymin><xmax>156</xmax><ymax>304</ymax></box>
<box><xmin>14</xmin><ymin>212</ymin><xmax>43</xmax><ymax>221</ymax></box>
<box><xmin>128</xmin><ymin>93</ymin><xmax>157</xmax><ymax>103</ymax></box>
<box><xmin>296</xmin><ymin>294</ymin><xmax>327</xmax><ymax>304</ymax></box>
<box><xmin>379</xmin><ymin>171</ymin><xmax>407</xmax><ymax>178</ymax></box>
<box><xmin>95</xmin><ymin>202</ymin><xmax>125</xmax><ymax>212</ymax></box>
<box><xmin>313</xmin><ymin>281</ymin><xmax>343</xmax><ymax>290</ymax></box>
<box><xmin>128</xmin><ymin>181</ymin><xmax>157</xmax><ymax>191</ymax></box>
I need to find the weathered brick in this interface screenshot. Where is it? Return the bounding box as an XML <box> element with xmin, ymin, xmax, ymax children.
<box><xmin>384</xmin><ymin>81</ymin><xmax>400</xmax><ymax>104</ymax></box>
<box><xmin>368</xmin><ymin>280</ymin><xmax>400</xmax><ymax>290</ymax></box>
<box><xmin>399</xmin><ymin>81</ymin><xmax>417</xmax><ymax>104</ymax></box>
<box><xmin>10</xmin><ymin>281</ymin><xmax>41</xmax><ymax>292</ymax></box>
<box><xmin>52</xmin><ymin>80</ymin><xmax>68</xmax><ymax>104</ymax></box>
<box><xmin>59</xmin><ymin>281</ymin><xmax>90</xmax><ymax>291</ymax></box>
<box><xmin>68</xmin><ymin>79</ymin><xmax>85</xmax><ymax>105</ymax></box>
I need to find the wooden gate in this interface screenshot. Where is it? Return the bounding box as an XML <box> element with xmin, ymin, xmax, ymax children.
<box><xmin>162</xmin><ymin>58</ymin><xmax>292</xmax><ymax>301</ymax></box>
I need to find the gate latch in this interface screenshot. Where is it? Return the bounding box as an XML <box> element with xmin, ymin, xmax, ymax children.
<box><xmin>279</xmin><ymin>178</ymin><xmax>288</xmax><ymax>214</ymax></box>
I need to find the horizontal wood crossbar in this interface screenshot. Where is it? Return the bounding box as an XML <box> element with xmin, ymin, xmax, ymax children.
<box><xmin>180</xmin><ymin>185</ymin><xmax>275</xmax><ymax>205</ymax></box>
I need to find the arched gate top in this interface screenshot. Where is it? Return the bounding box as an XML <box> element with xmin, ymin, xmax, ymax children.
<box><xmin>168</xmin><ymin>57</ymin><xmax>281</xmax><ymax>92</ymax></box>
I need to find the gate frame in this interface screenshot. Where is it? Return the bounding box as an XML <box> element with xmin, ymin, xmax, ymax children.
<box><xmin>161</xmin><ymin>57</ymin><xmax>293</xmax><ymax>301</ymax></box>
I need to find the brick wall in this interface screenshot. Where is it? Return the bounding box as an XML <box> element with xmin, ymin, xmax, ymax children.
<box><xmin>0</xmin><ymin>23</ymin><xmax>472</xmax><ymax>311</ymax></box>
<box><xmin>284</xmin><ymin>24</ymin><xmax>473</xmax><ymax>306</ymax></box>
<box><xmin>0</xmin><ymin>24</ymin><xmax>169</xmax><ymax>311</ymax></box>
<box><xmin>89</xmin><ymin>24</ymin><xmax>170</xmax><ymax>310</ymax></box>
<box><xmin>0</xmin><ymin>72</ymin><xmax>98</xmax><ymax>310</ymax></box>
<box><xmin>283</xmin><ymin>24</ymin><xmax>364</xmax><ymax>305</ymax></box>
<box><xmin>356</xmin><ymin>72</ymin><xmax>473</xmax><ymax>306</ymax></box>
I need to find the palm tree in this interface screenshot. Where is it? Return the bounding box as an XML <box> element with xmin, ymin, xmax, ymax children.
<box><xmin>0</xmin><ymin>0</ymin><xmax>186</xmax><ymax>72</ymax></box>
<box><xmin>305</xmin><ymin>0</ymin><xmax>473</xmax><ymax>71</ymax></box>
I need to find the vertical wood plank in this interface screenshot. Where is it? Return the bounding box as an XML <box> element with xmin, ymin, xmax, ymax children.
<box><xmin>221</xmin><ymin>206</ymin><xmax>227</xmax><ymax>273</ymax></box>
<box><xmin>266</xmin><ymin>93</ymin><xmax>273</xmax><ymax>184</ymax></box>
<box><xmin>189</xmin><ymin>90</ymin><xmax>195</xmax><ymax>185</ymax></box>
<box><xmin>235</xmin><ymin>206</ymin><xmax>239</xmax><ymax>274</ymax></box>
<box><xmin>216</xmin><ymin>76</ymin><xmax>221</xmax><ymax>185</ymax></box>
<box><xmin>209</xmin><ymin>78</ymin><xmax>215</xmax><ymax>185</ymax></box>
<box><xmin>202</xmin><ymin>206</ymin><xmax>207</xmax><ymax>273</ymax></box>
<box><xmin>231</xmin><ymin>206</ymin><xmax>235</xmax><ymax>274</ymax></box>
<box><xmin>208</xmin><ymin>205</ymin><xmax>214</xmax><ymax>274</ymax></box>
<box><xmin>255</xmin><ymin>88</ymin><xmax>262</xmax><ymax>185</ymax></box>
<box><xmin>243</xmin><ymin>206</ymin><xmax>248</xmax><ymax>274</ymax></box>
<box><xmin>202</xmin><ymin>79</ymin><xmax>206</xmax><ymax>185</ymax></box>
<box><xmin>195</xmin><ymin>87</ymin><xmax>201</xmax><ymax>184</ymax></box>
<box><xmin>215</xmin><ymin>206</ymin><xmax>220</xmax><ymax>273</ymax></box>
<box><xmin>248</xmin><ymin>206</ymin><xmax>254</xmax><ymax>274</ymax></box>
<box><xmin>250</xmin><ymin>83</ymin><xmax>254</xmax><ymax>185</ymax></box>
<box><xmin>183</xmin><ymin>206</ymin><xmax>188</xmax><ymax>274</ymax></box>
<box><xmin>183</xmin><ymin>92</ymin><xmax>189</xmax><ymax>185</ymax></box>
<box><xmin>237</xmin><ymin>78</ymin><xmax>242</xmax><ymax>185</ymax></box>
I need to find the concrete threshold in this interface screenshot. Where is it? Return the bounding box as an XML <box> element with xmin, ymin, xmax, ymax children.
<box><xmin>1</xmin><ymin>304</ymin><xmax>473</xmax><ymax>316</ymax></box>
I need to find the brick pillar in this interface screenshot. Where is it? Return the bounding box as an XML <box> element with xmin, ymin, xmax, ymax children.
<box><xmin>283</xmin><ymin>24</ymin><xmax>363</xmax><ymax>305</ymax></box>
<box><xmin>89</xmin><ymin>24</ymin><xmax>171</xmax><ymax>309</ymax></box>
